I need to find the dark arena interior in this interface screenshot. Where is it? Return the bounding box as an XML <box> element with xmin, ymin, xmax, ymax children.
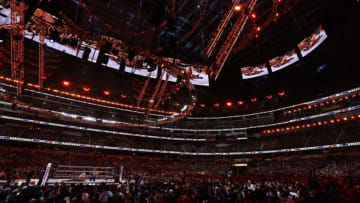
<box><xmin>0</xmin><ymin>0</ymin><xmax>360</xmax><ymax>202</ymax></box>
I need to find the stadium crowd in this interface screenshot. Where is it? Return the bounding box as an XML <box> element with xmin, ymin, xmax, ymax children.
<box><xmin>0</xmin><ymin>144</ymin><xmax>360</xmax><ymax>202</ymax></box>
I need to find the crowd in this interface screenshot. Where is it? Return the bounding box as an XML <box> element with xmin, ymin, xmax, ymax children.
<box><xmin>0</xmin><ymin>144</ymin><xmax>360</xmax><ymax>202</ymax></box>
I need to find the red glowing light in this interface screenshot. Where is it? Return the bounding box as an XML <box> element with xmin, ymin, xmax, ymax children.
<box><xmin>62</xmin><ymin>80</ymin><xmax>70</xmax><ymax>87</ymax></box>
<box><xmin>250</xmin><ymin>12</ymin><xmax>257</xmax><ymax>20</ymax></box>
<box><xmin>350</xmin><ymin>115</ymin><xmax>355</xmax><ymax>120</ymax></box>
<box><xmin>278</xmin><ymin>91</ymin><xmax>286</xmax><ymax>96</ymax></box>
<box><xmin>214</xmin><ymin>103</ymin><xmax>220</xmax><ymax>108</ymax></box>
<box><xmin>103</xmin><ymin>90</ymin><xmax>111</xmax><ymax>96</ymax></box>
<box><xmin>226</xmin><ymin>101</ymin><xmax>233</xmax><ymax>107</ymax></box>
<box><xmin>251</xmin><ymin>98</ymin><xmax>257</xmax><ymax>102</ymax></box>
<box><xmin>120</xmin><ymin>94</ymin><xmax>127</xmax><ymax>98</ymax></box>
<box><xmin>336</xmin><ymin>118</ymin><xmax>341</xmax><ymax>122</ymax></box>
<box><xmin>200</xmin><ymin>104</ymin><xmax>206</xmax><ymax>108</ymax></box>
<box><xmin>323</xmin><ymin>121</ymin><xmax>328</xmax><ymax>125</ymax></box>
<box><xmin>234</xmin><ymin>5</ymin><xmax>242</xmax><ymax>11</ymax></box>
<box><xmin>277</xmin><ymin>0</ymin><xmax>282</xmax><ymax>3</ymax></box>
<box><xmin>266</xmin><ymin>95</ymin><xmax>273</xmax><ymax>99</ymax></box>
<box><xmin>237</xmin><ymin>101</ymin><xmax>244</xmax><ymax>105</ymax></box>
<box><xmin>82</xmin><ymin>86</ymin><xmax>90</xmax><ymax>92</ymax></box>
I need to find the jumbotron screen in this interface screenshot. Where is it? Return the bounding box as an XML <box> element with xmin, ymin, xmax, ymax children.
<box><xmin>298</xmin><ymin>25</ymin><xmax>327</xmax><ymax>57</ymax></box>
<box><xmin>189</xmin><ymin>66</ymin><xmax>210</xmax><ymax>86</ymax></box>
<box><xmin>269</xmin><ymin>49</ymin><xmax>299</xmax><ymax>72</ymax></box>
<box><xmin>241</xmin><ymin>64</ymin><xmax>268</xmax><ymax>79</ymax></box>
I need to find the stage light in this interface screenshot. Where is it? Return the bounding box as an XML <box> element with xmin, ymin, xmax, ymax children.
<box><xmin>330</xmin><ymin>120</ymin><xmax>335</xmax><ymax>123</ymax></box>
<box><xmin>323</xmin><ymin>121</ymin><xmax>328</xmax><ymax>125</ymax></box>
<box><xmin>226</xmin><ymin>101</ymin><xmax>233</xmax><ymax>107</ymax></box>
<box><xmin>352</xmin><ymin>94</ymin><xmax>356</xmax><ymax>98</ymax></box>
<box><xmin>251</xmin><ymin>98</ymin><xmax>257</xmax><ymax>102</ymax></box>
<box><xmin>291</xmin><ymin>126</ymin><xmax>295</xmax><ymax>130</ymax></box>
<box><xmin>104</xmin><ymin>90</ymin><xmax>111</xmax><ymax>96</ymax></box>
<box><xmin>62</xmin><ymin>80</ymin><xmax>70</xmax><ymax>87</ymax></box>
<box><xmin>343</xmin><ymin>117</ymin><xmax>348</xmax><ymax>121</ymax></box>
<box><xmin>278</xmin><ymin>91</ymin><xmax>285</xmax><ymax>96</ymax></box>
<box><xmin>336</xmin><ymin>118</ymin><xmax>341</xmax><ymax>122</ymax></box>
<box><xmin>234</xmin><ymin>5</ymin><xmax>242</xmax><ymax>11</ymax></box>
<box><xmin>200</xmin><ymin>104</ymin><xmax>206</xmax><ymax>108</ymax></box>
<box><xmin>358</xmin><ymin>114</ymin><xmax>360</xmax><ymax>118</ymax></box>
<box><xmin>281</xmin><ymin>128</ymin><xmax>285</xmax><ymax>132</ymax></box>
<box><xmin>263</xmin><ymin>130</ymin><xmax>266</xmax><ymax>134</ymax></box>
<box><xmin>350</xmin><ymin>115</ymin><xmax>355</xmax><ymax>120</ymax></box>
<box><xmin>250</xmin><ymin>12</ymin><xmax>257</xmax><ymax>20</ymax></box>
<box><xmin>120</xmin><ymin>94</ymin><xmax>127</xmax><ymax>98</ymax></box>
<box><xmin>314</xmin><ymin>104</ymin><xmax>318</xmax><ymax>108</ymax></box>
<box><xmin>307</xmin><ymin>124</ymin><xmax>311</xmax><ymax>128</ymax></box>
<box><xmin>214</xmin><ymin>103</ymin><xmax>220</xmax><ymax>108</ymax></box>
<box><xmin>266</xmin><ymin>95</ymin><xmax>272</xmax><ymax>99</ymax></box>
<box><xmin>338</xmin><ymin>98</ymin><xmax>343</xmax><ymax>102</ymax></box>
<box><xmin>271</xmin><ymin>129</ymin><xmax>275</xmax><ymax>133</ymax></box>
<box><xmin>276</xmin><ymin>129</ymin><xmax>280</xmax><ymax>132</ymax></box>
<box><xmin>312</xmin><ymin>123</ymin><xmax>317</xmax><ymax>127</ymax></box>
<box><xmin>293</xmin><ymin>109</ymin><xmax>297</xmax><ymax>113</ymax></box>
<box><xmin>257</xmin><ymin>26</ymin><xmax>261</xmax><ymax>32</ymax></box>
<box><xmin>302</xmin><ymin>124</ymin><xmax>306</xmax><ymax>128</ymax></box>
<box><xmin>303</xmin><ymin>106</ymin><xmax>307</xmax><ymax>110</ymax></box>
<box><xmin>82</xmin><ymin>86</ymin><xmax>90</xmax><ymax>92</ymax></box>
<box><xmin>308</xmin><ymin>105</ymin><xmax>312</xmax><ymax>109</ymax></box>
<box><xmin>286</xmin><ymin>127</ymin><xmax>290</xmax><ymax>131</ymax></box>
<box><xmin>277</xmin><ymin>0</ymin><xmax>282</xmax><ymax>3</ymax></box>
<box><xmin>237</xmin><ymin>101</ymin><xmax>244</xmax><ymax>105</ymax></box>
<box><xmin>318</xmin><ymin>122</ymin><xmax>322</xmax><ymax>126</ymax></box>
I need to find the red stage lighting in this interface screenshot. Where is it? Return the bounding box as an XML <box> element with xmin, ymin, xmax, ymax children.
<box><xmin>200</xmin><ymin>104</ymin><xmax>206</xmax><ymax>108</ymax></box>
<box><xmin>234</xmin><ymin>5</ymin><xmax>242</xmax><ymax>11</ymax></box>
<box><xmin>62</xmin><ymin>80</ymin><xmax>70</xmax><ymax>87</ymax></box>
<box><xmin>350</xmin><ymin>115</ymin><xmax>355</xmax><ymax>120</ymax></box>
<box><xmin>82</xmin><ymin>86</ymin><xmax>90</xmax><ymax>92</ymax></box>
<box><xmin>237</xmin><ymin>101</ymin><xmax>244</xmax><ymax>105</ymax></box>
<box><xmin>277</xmin><ymin>0</ymin><xmax>282</xmax><ymax>3</ymax></box>
<box><xmin>103</xmin><ymin>90</ymin><xmax>111</xmax><ymax>96</ymax></box>
<box><xmin>226</xmin><ymin>101</ymin><xmax>233</xmax><ymax>107</ymax></box>
<box><xmin>323</xmin><ymin>121</ymin><xmax>328</xmax><ymax>125</ymax></box>
<box><xmin>257</xmin><ymin>26</ymin><xmax>261</xmax><ymax>32</ymax></box>
<box><xmin>278</xmin><ymin>91</ymin><xmax>286</xmax><ymax>96</ymax></box>
<box><xmin>266</xmin><ymin>95</ymin><xmax>273</xmax><ymax>99</ymax></box>
<box><xmin>250</xmin><ymin>12</ymin><xmax>257</xmax><ymax>20</ymax></box>
<box><xmin>120</xmin><ymin>94</ymin><xmax>127</xmax><ymax>98</ymax></box>
<box><xmin>251</xmin><ymin>98</ymin><xmax>257</xmax><ymax>102</ymax></box>
<box><xmin>214</xmin><ymin>103</ymin><xmax>220</xmax><ymax>108</ymax></box>
<box><xmin>336</xmin><ymin>118</ymin><xmax>341</xmax><ymax>122</ymax></box>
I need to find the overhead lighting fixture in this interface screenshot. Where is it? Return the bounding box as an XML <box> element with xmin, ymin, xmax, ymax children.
<box><xmin>62</xmin><ymin>80</ymin><xmax>70</xmax><ymax>87</ymax></box>
<box><xmin>234</xmin><ymin>5</ymin><xmax>242</xmax><ymax>11</ymax></box>
<box><xmin>225</xmin><ymin>101</ymin><xmax>233</xmax><ymax>107</ymax></box>
<box><xmin>82</xmin><ymin>86</ymin><xmax>90</xmax><ymax>92</ymax></box>
<box><xmin>104</xmin><ymin>90</ymin><xmax>111</xmax><ymax>96</ymax></box>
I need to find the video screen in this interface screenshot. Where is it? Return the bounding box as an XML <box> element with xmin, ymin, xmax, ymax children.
<box><xmin>241</xmin><ymin>64</ymin><xmax>269</xmax><ymax>79</ymax></box>
<box><xmin>269</xmin><ymin>49</ymin><xmax>299</xmax><ymax>72</ymax></box>
<box><xmin>298</xmin><ymin>25</ymin><xmax>327</xmax><ymax>57</ymax></box>
<box><xmin>189</xmin><ymin>66</ymin><xmax>210</xmax><ymax>86</ymax></box>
